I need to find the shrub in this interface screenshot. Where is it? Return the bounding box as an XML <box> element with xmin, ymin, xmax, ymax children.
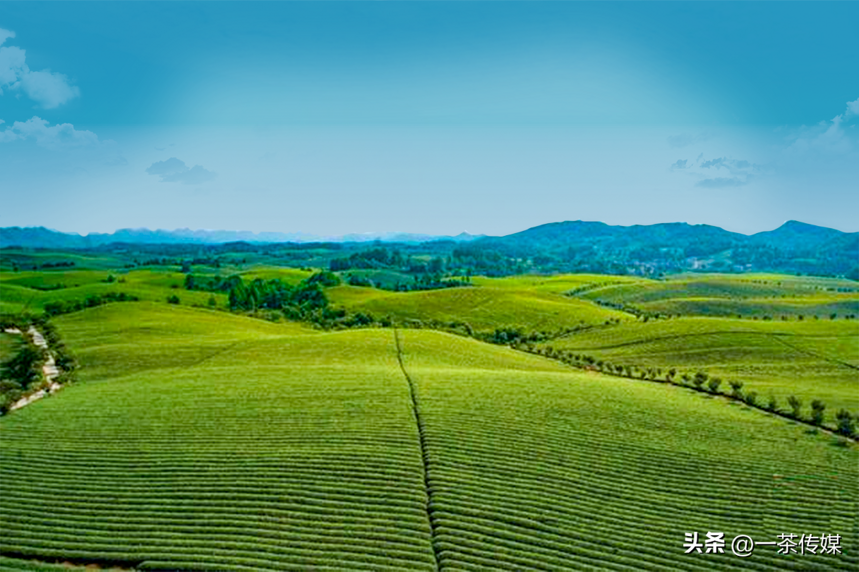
<box><xmin>307</xmin><ymin>271</ymin><xmax>341</xmax><ymax>287</ymax></box>
<box><xmin>1</xmin><ymin>341</ymin><xmax>44</xmax><ymax>390</ymax></box>
<box><xmin>744</xmin><ymin>391</ymin><xmax>758</xmax><ymax>407</ymax></box>
<box><xmin>729</xmin><ymin>380</ymin><xmax>744</xmax><ymax>399</ymax></box>
<box><xmin>693</xmin><ymin>372</ymin><xmax>708</xmax><ymax>389</ymax></box>
<box><xmin>787</xmin><ymin>396</ymin><xmax>803</xmax><ymax>420</ymax></box>
<box><xmin>810</xmin><ymin>400</ymin><xmax>826</xmax><ymax>426</ymax></box>
<box><xmin>766</xmin><ymin>395</ymin><xmax>778</xmax><ymax>412</ymax></box>
<box><xmin>167</xmin><ymin>295</ymin><xmax>181</xmax><ymax>305</ymax></box>
<box><xmin>707</xmin><ymin>377</ymin><xmax>722</xmax><ymax>394</ymax></box>
<box><xmin>835</xmin><ymin>410</ymin><xmax>855</xmax><ymax>437</ymax></box>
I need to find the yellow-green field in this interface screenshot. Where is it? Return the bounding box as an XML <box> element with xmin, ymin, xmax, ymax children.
<box><xmin>0</xmin><ymin>269</ymin><xmax>228</xmax><ymax>314</ymax></box>
<box><xmin>577</xmin><ymin>274</ymin><xmax>859</xmax><ymax>318</ymax></box>
<box><xmin>328</xmin><ymin>283</ymin><xmax>634</xmax><ymax>332</ymax></box>
<box><xmin>1</xmin><ymin>266</ymin><xmax>858</xmax><ymax>570</ymax></box>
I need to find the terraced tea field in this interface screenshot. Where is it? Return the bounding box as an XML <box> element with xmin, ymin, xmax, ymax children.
<box><xmin>400</xmin><ymin>330</ymin><xmax>858</xmax><ymax>571</ymax></box>
<box><xmin>328</xmin><ymin>283</ymin><xmax>633</xmax><ymax>333</ymax></box>
<box><xmin>1</xmin><ymin>306</ymin><xmax>435</xmax><ymax>571</ymax></box>
<box><xmin>1</xmin><ymin>302</ymin><xmax>856</xmax><ymax>570</ymax></box>
<box><xmin>544</xmin><ymin>317</ymin><xmax>859</xmax><ymax>425</ymax></box>
<box><xmin>0</xmin><ymin>269</ymin><xmax>228</xmax><ymax>314</ymax></box>
<box><xmin>578</xmin><ymin>274</ymin><xmax>859</xmax><ymax>318</ymax></box>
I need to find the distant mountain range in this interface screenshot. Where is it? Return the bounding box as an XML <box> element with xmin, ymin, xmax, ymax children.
<box><xmin>469</xmin><ymin>220</ymin><xmax>857</xmax><ymax>277</ymax></box>
<box><xmin>1</xmin><ymin>220</ymin><xmax>856</xmax><ymax>278</ymax></box>
<box><xmin>484</xmin><ymin>220</ymin><xmax>854</xmax><ymax>252</ymax></box>
<box><xmin>0</xmin><ymin>227</ymin><xmax>484</xmax><ymax>249</ymax></box>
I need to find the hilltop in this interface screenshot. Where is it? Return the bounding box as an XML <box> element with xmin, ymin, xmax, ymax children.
<box><xmin>2</xmin><ymin>220</ymin><xmax>856</xmax><ymax>279</ymax></box>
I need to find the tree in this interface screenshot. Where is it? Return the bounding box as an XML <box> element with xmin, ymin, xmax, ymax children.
<box><xmin>1</xmin><ymin>340</ymin><xmax>44</xmax><ymax>390</ymax></box>
<box><xmin>810</xmin><ymin>400</ymin><xmax>826</xmax><ymax>426</ymax></box>
<box><xmin>729</xmin><ymin>380</ymin><xmax>744</xmax><ymax>398</ymax></box>
<box><xmin>766</xmin><ymin>395</ymin><xmax>778</xmax><ymax>412</ymax></box>
<box><xmin>835</xmin><ymin>410</ymin><xmax>855</xmax><ymax>437</ymax></box>
<box><xmin>207</xmin><ymin>295</ymin><xmax>217</xmax><ymax>308</ymax></box>
<box><xmin>707</xmin><ymin>378</ymin><xmax>722</xmax><ymax>394</ymax></box>
<box><xmin>787</xmin><ymin>395</ymin><xmax>803</xmax><ymax>419</ymax></box>
<box><xmin>744</xmin><ymin>391</ymin><xmax>758</xmax><ymax>407</ymax></box>
<box><xmin>307</xmin><ymin>271</ymin><xmax>341</xmax><ymax>287</ymax></box>
<box><xmin>167</xmin><ymin>295</ymin><xmax>180</xmax><ymax>305</ymax></box>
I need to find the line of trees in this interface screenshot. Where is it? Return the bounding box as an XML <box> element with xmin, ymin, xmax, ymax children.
<box><xmin>0</xmin><ymin>316</ymin><xmax>78</xmax><ymax>415</ymax></box>
<box><xmin>515</xmin><ymin>344</ymin><xmax>856</xmax><ymax>439</ymax></box>
<box><xmin>43</xmin><ymin>292</ymin><xmax>139</xmax><ymax>317</ymax></box>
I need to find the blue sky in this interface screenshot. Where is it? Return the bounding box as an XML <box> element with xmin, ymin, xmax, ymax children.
<box><xmin>1</xmin><ymin>1</ymin><xmax>857</xmax><ymax>236</ymax></box>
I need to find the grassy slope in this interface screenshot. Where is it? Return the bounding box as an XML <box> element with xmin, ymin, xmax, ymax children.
<box><xmin>471</xmin><ymin>273</ymin><xmax>647</xmax><ymax>294</ymax></box>
<box><xmin>237</xmin><ymin>266</ymin><xmax>314</xmax><ymax>283</ymax></box>
<box><xmin>0</xmin><ymin>269</ymin><xmax>227</xmax><ymax>315</ymax></box>
<box><xmin>0</xmin><ymin>556</ymin><xmax>121</xmax><ymax>571</ymax></box>
<box><xmin>399</xmin><ymin>330</ymin><xmax>858</xmax><ymax>572</ymax></box>
<box><xmin>544</xmin><ymin>317</ymin><xmax>859</xmax><ymax>424</ymax></box>
<box><xmin>329</xmin><ymin>284</ymin><xmax>634</xmax><ymax>332</ymax></box>
<box><xmin>0</xmin><ymin>251</ymin><xmax>124</xmax><ymax>272</ymax></box>
<box><xmin>1</xmin><ymin>307</ymin><xmax>435</xmax><ymax>571</ymax></box>
<box><xmin>54</xmin><ymin>302</ymin><xmax>313</xmax><ymax>381</ymax></box>
<box><xmin>580</xmin><ymin>275</ymin><xmax>859</xmax><ymax>318</ymax></box>
<box><xmin>0</xmin><ymin>304</ymin><xmax>856</xmax><ymax>570</ymax></box>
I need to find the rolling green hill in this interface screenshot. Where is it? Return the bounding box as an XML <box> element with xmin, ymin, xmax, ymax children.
<box><xmin>1</xmin><ymin>308</ymin><xmax>435</xmax><ymax>571</ymax></box>
<box><xmin>400</xmin><ymin>330</ymin><xmax>857</xmax><ymax>572</ymax></box>
<box><xmin>328</xmin><ymin>284</ymin><xmax>634</xmax><ymax>333</ymax></box>
<box><xmin>0</xmin><ymin>304</ymin><xmax>856</xmax><ymax>570</ymax></box>
<box><xmin>578</xmin><ymin>274</ymin><xmax>859</xmax><ymax>318</ymax></box>
<box><xmin>542</xmin><ymin>317</ymin><xmax>859</xmax><ymax>425</ymax></box>
<box><xmin>0</xmin><ymin>269</ymin><xmax>228</xmax><ymax>315</ymax></box>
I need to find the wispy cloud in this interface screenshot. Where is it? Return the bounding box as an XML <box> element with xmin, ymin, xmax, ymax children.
<box><xmin>146</xmin><ymin>157</ymin><xmax>216</xmax><ymax>185</ymax></box>
<box><xmin>785</xmin><ymin>96</ymin><xmax>859</xmax><ymax>154</ymax></box>
<box><xmin>0</xmin><ymin>28</ymin><xmax>79</xmax><ymax>108</ymax></box>
<box><xmin>0</xmin><ymin>116</ymin><xmax>98</xmax><ymax>148</ymax></box>
<box><xmin>696</xmin><ymin>177</ymin><xmax>747</xmax><ymax>189</ymax></box>
<box><xmin>670</xmin><ymin>154</ymin><xmax>760</xmax><ymax>189</ymax></box>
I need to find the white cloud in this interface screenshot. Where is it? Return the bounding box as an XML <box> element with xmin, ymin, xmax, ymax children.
<box><xmin>0</xmin><ymin>27</ymin><xmax>79</xmax><ymax>108</ymax></box>
<box><xmin>0</xmin><ymin>116</ymin><xmax>99</xmax><ymax>148</ymax></box>
<box><xmin>0</xmin><ymin>28</ymin><xmax>14</xmax><ymax>46</ymax></box>
<box><xmin>696</xmin><ymin>177</ymin><xmax>749</xmax><ymax>189</ymax></box>
<box><xmin>17</xmin><ymin>69</ymin><xmax>79</xmax><ymax>109</ymax></box>
<box><xmin>670</xmin><ymin>154</ymin><xmax>760</xmax><ymax>189</ymax></box>
<box><xmin>786</xmin><ymin>96</ymin><xmax>859</xmax><ymax>154</ymax></box>
<box><xmin>146</xmin><ymin>157</ymin><xmax>217</xmax><ymax>185</ymax></box>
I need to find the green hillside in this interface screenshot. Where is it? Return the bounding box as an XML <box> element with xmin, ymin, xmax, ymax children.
<box><xmin>400</xmin><ymin>330</ymin><xmax>857</xmax><ymax>571</ymax></box>
<box><xmin>1</xmin><ymin>309</ymin><xmax>435</xmax><ymax>571</ymax></box>
<box><xmin>1</xmin><ymin>304</ymin><xmax>856</xmax><ymax>570</ymax></box>
<box><xmin>543</xmin><ymin>317</ymin><xmax>859</xmax><ymax>425</ymax></box>
<box><xmin>578</xmin><ymin>274</ymin><xmax>859</xmax><ymax>318</ymax></box>
<box><xmin>328</xmin><ymin>284</ymin><xmax>634</xmax><ymax>333</ymax></box>
<box><xmin>470</xmin><ymin>273</ymin><xmax>647</xmax><ymax>294</ymax></box>
<box><xmin>0</xmin><ymin>269</ymin><xmax>228</xmax><ymax>315</ymax></box>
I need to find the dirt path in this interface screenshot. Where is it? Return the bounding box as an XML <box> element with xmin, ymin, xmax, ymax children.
<box><xmin>6</xmin><ymin>326</ymin><xmax>63</xmax><ymax>411</ymax></box>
